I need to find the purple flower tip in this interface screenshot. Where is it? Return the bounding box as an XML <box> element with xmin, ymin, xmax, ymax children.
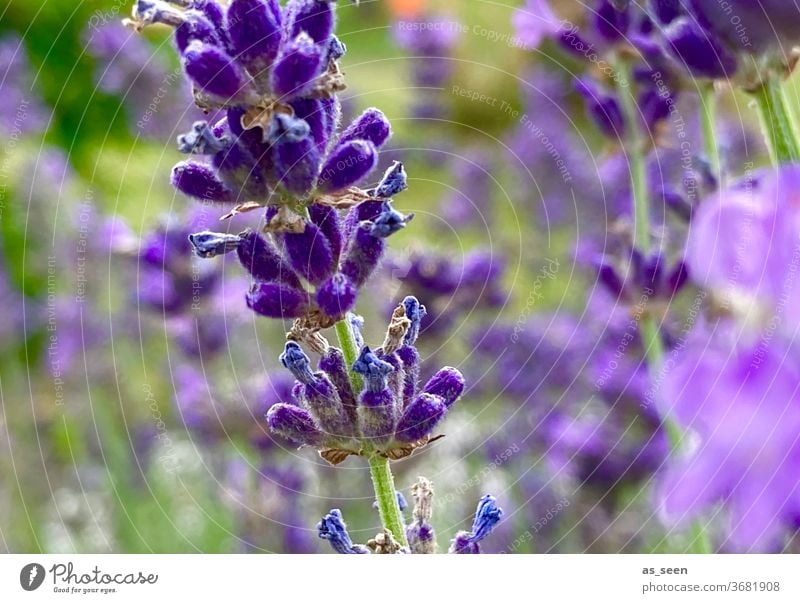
<box><xmin>317</xmin><ymin>509</ymin><xmax>369</xmax><ymax>554</ymax></box>
<box><xmin>353</xmin><ymin>346</ymin><xmax>394</xmax><ymax>392</ymax></box>
<box><xmin>280</xmin><ymin>341</ymin><xmax>315</xmax><ymax>384</ymax></box>
<box><xmin>187</xmin><ymin>231</ymin><xmax>242</xmax><ymax>258</ymax></box>
<box><xmin>177</xmin><ymin>120</ymin><xmax>228</xmax><ymax>154</ymax></box>
<box><xmin>370</xmin><ymin>202</ymin><xmax>412</xmax><ymax>238</ymax></box>
<box><xmin>368</xmin><ymin>161</ymin><xmax>408</xmax><ymax>199</ymax></box>
<box><xmin>402</xmin><ymin>296</ymin><xmax>427</xmax><ymax>344</ymax></box>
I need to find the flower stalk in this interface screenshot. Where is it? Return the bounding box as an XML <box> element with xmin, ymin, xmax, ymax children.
<box><xmin>369</xmin><ymin>455</ymin><xmax>408</xmax><ymax>547</ymax></box>
<box><xmin>616</xmin><ymin>57</ymin><xmax>710</xmax><ymax>554</ymax></box>
<box><xmin>752</xmin><ymin>74</ymin><xmax>800</xmax><ymax>165</ymax></box>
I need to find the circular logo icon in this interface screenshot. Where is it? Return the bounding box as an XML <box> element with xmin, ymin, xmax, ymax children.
<box><xmin>20</xmin><ymin>563</ymin><xmax>45</xmax><ymax>592</ymax></box>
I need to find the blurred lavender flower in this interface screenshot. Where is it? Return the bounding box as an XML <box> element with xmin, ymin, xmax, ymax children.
<box><xmin>84</xmin><ymin>22</ymin><xmax>195</xmax><ymax>138</ymax></box>
<box><xmin>687</xmin><ymin>164</ymin><xmax>800</xmax><ymax>331</ymax></box>
<box><xmin>647</xmin><ymin>0</ymin><xmax>800</xmax><ymax>82</ymax></box>
<box><xmin>439</xmin><ymin>150</ymin><xmax>495</xmax><ymax>228</ymax></box>
<box><xmin>658</xmin><ymin>324</ymin><xmax>800</xmax><ymax>552</ymax></box>
<box><xmin>512</xmin><ymin>0</ymin><xmax>561</xmax><ymax>50</ymax></box>
<box><xmin>0</xmin><ymin>35</ymin><xmax>48</xmax><ymax>136</ymax></box>
<box><xmin>389</xmin><ymin>248</ymin><xmax>506</xmax><ymax>337</ymax></box>
<box><xmin>394</xmin><ymin>13</ymin><xmax>460</xmax><ymax>120</ymax></box>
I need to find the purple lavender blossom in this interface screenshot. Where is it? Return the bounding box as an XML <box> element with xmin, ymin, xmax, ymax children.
<box><xmin>512</xmin><ymin>0</ymin><xmax>561</xmax><ymax>50</ymax></box>
<box><xmin>687</xmin><ymin>165</ymin><xmax>800</xmax><ymax>330</ymax></box>
<box><xmin>84</xmin><ymin>23</ymin><xmax>196</xmax><ymax>139</ymax></box>
<box><xmin>265</xmin><ymin>296</ymin><xmax>465</xmax><ymax>463</ymax></box>
<box><xmin>658</xmin><ymin>326</ymin><xmax>800</xmax><ymax>552</ymax></box>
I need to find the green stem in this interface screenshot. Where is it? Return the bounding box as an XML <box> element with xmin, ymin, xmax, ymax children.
<box><xmin>698</xmin><ymin>83</ymin><xmax>721</xmax><ymax>178</ymax></box>
<box><xmin>616</xmin><ymin>61</ymin><xmax>651</xmax><ymax>255</ymax></box>
<box><xmin>616</xmin><ymin>60</ymin><xmax>711</xmax><ymax>553</ymax></box>
<box><xmin>333</xmin><ymin>318</ymin><xmax>406</xmax><ymax>546</ymax></box>
<box><xmin>752</xmin><ymin>74</ymin><xmax>800</xmax><ymax>165</ymax></box>
<box><xmin>334</xmin><ymin>317</ymin><xmax>364</xmax><ymax>394</ymax></box>
<box><xmin>369</xmin><ymin>455</ymin><xmax>408</xmax><ymax>546</ymax></box>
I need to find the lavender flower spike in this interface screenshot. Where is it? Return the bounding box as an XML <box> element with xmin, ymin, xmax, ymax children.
<box><xmin>317</xmin><ymin>509</ymin><xmax>369</xmax><ymax>554</ymax></box>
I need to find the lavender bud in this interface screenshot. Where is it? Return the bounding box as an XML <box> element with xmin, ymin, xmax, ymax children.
<box><xmin>338</xmin><ymin>108</ymin><xmax>392</xmax><ymax>149</ymax></box>
<box><xmin>246</xmin><ymin>282</ymin><xmax>309</xmax><ymax>318</ymax></box>
<box><xmin>270</xmin><ymin>113</ymin><xmax>321</xmax><ymax>196</ymax></box>
<box><xmin>357</xmin><ymin>387</ymin><xmax>396</xmax><ymax>444</ymax></box>
<box><xmin>368</xmin><ymin>161</ymin><xmax>407</xmax><ymax>199</ymax></box>
<box><xmin>226</xmin><ymin>0</ymin><xmax>281</xmax><ymax>72</ymax></box>
<box><xmin>648</xmin><ymin>0</ymin><xmax>681</xmax><ymax>24</ymax></box>
<box><xmin>575</xmin><ymin>77</ymin><xmax>624</xmax><ymax>139</ymax></box>
<box><xmin>326</xmin><ymin>35</ymin><xmax>346</xmax><ymax>61</ymax></box>
<box><xmin>663</xmin><ymin>16</ymin><xmax>737</xmax><ymax>79</ymax></box>
<box><xmin>421</xmin><ymin>367</ymin><xmax>465</xmax><ymax>408</ymax></box>
<box><xmin>182</xmin><ymin>41</ymin><xmax>251</xmax><ymax>101</ymax></box>
<box><xmin>396</xmin><ymin>344</ymin><xmax>419</xmax><ymax>408</ymax></box>
<box><xmin>287</xmin><ymin>0</ymin><xmax>335</xmax><ymax>43</ymax></box>
<box><xmin>402</xmin><ymin>296</ymin><xmax>427</xmax><ymax>344</ymax></box>
<box><xmin>132</xmin><ymin>0</ymin><xmax>184</xmax><ymax>28</ymax></box>
<box><xmin>177</xmin><ymin>120</ymin><xmax>228</xmax><ymax>154</ymax></box>
<box><xmin>666</xmin><ymin>260</ymin><xmax>689</xmax><ymax>294</ymax></box>
<box><xmin>266</xmin><ymin>403</ymin><xmax>323</xmax><ymax>446</ymax></box>
<box><xmin>174</xmin><ymin>9</ymin><xmax>219</xmax><ymax>53</ymax></box>
<box><xmin>449</xmin><ymin>495</ymin><xmax>503</xmax><ymax>553</ymax></box>
<box><xmin>270</xmin><ymin>32</ymin><xmax>325</xmax><ymax>98</ymax></box>
<box><xmin>237</xmin><ymin>230</ymin><xmax>302</xmax><ymax>288</ymax></box>
<box><xmin>317</xmin><ymin>140</ymin><xmax>379</xmax><ymax>194</ymax></box>
<box><xmin>370</xmin><ymin>202</ymin><xmax>412</xmax><ymax>238</ymax></box>
<box><xmin>353</xmin><ymin>346</ymin><xmax>394</xmax><ymax>392</ymax></box>
<box><xmin>304</xmin><ymin>373</ymin><xmax>354</xmax><ymax>438</ymax></box>
<box><xmin>394</xmin><ymin>393</ymin><xmax>446</xmax><ymax>443</ymax></box>
<box><xmin>341</xmin><ymin>222</ymin><xmax>384</xmax><ymax>287</ymax></box>
<box><xmin>309</xmin><ymin>202</ymin><xmax>343</xmax><ymax>261</ymax></box>
<box><xmin>317</xmin><ymin>509</ymin><xmax>369</xmax><ymax>554</ymax></box>
<box><xmin>291</xmin><ymin>98</ymin><xmax>331</xmax><ymax>152</ymax></box>
<box><xmin>470</xmin><ymin>495</ymin><xmax>503</xmax><ymax>542</ymax></box>
<box><xmin>594</xmin><ymin>257</ymin><xmax>625</xmax><ymax>298</ymax></box>
<box><xmin>594</xmin><ymin>0</ymin><xmax>630</xmax><ymax>43</ymax></box>
<box><xmin>195</xmin><ymin>0</ymin><xmax>225</xmax><ymax>29</ymax></box>
<box><xmin>316</xmin><ymin>272</ymin><xmax>357</xmax><ymax>320</ymax></box>
<box><xmin>407</xmin><ymin>477</ymin><xmax>436</xmax><ymax>554</ymax></box>
<box><xmin>349</xmin><ymin>314</ymin><xmax>365</xmax><ymax>350</ymax></box>
<box><xmin>279</xmin><ymin>341</ymin><xmax>315</xmax><ymax>384</ymax></box>
<box><xmin>282</xmin><ymin>221</ymin><xmax>334</xmax><ymax>285</ymax></box>
<box><xmin>171</xmin><ymin>161</ymin><xmax>234</xmax><ymax>204</ymax></box>
<box><xmin>319</xmin><ymin>346</ymin><xmax>358</xmax><ymax>426</ymax></box>
<box><xmin>187</xmin><ymin>231</ymin><xmax>242</xmax><ymax>258</ymax></box>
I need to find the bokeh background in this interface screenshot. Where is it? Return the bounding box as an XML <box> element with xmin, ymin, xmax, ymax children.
<box><xmin>0</xmin><ymin>0</ymin><xmax>792</xmax><ymax>553</ymax></box>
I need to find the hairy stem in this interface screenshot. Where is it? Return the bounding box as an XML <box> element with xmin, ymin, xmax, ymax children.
<box><xmin>698</xmin><ymin>83</ymin><xmax>721</xmax><ymax>179</ymax></box>
<box><xmin>334</xmin><ymin>317</ymin><xmax>364</xmax><ymax>394</ymax></box>
<box><xmin>369</xmin><ymin>455</ymin><xmax>408</xmax><ymax>547</ymax></box>
<box><xmin>334</xmin><ymin>318</ymin><xmax>406</xmax><ymax>546</ymax></box>
<box><xmin>752</xmin><ymin>74</ymin><xmax>800</xmax><ymax>165</ymax></box>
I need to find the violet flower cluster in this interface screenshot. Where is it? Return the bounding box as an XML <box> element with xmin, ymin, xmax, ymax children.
<box><xmin>266</xmin><ymin>296</ymin><xmax>465</xmax><ymax>464</ymax></box>
<box><xmin>127</xmin><ymin>0</ymin><xmax>412</xmax><ymax>327</ymax></box>
<box><xmin>127</xmin><ymin>0</ymin><xmax>395</xmax><ymax>210</ymax></box>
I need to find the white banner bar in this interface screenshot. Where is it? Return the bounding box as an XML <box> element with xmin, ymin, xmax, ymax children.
<box><xmin>1</xmin><ymin>554</ymin><xmax>798</xmax><ymax>601</ymax></box>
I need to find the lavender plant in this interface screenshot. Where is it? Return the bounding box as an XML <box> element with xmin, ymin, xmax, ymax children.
<box><xmin>125</xmin><ymin>0</ymin><xmax>502</xmax><ymax>553</ymax></box>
